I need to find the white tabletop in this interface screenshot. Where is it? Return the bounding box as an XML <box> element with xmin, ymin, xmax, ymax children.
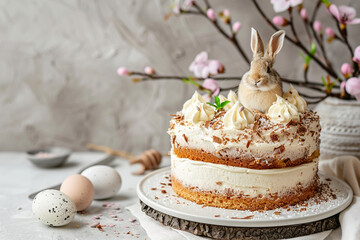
<box><xmin>0</xmin><ymin>152</ymin><xmax>170</xmax><ymax>240</ymax></box>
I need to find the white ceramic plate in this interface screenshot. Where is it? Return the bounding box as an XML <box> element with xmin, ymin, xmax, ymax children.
<box><xmin>137</xmin><ymin>167</ymin><xmax>353</xmax><ymax>227</ymax></box>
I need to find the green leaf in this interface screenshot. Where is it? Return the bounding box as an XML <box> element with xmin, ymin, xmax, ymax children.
<box><xmin>214</xmin><ymin>96</ymin><xmax>220</xmax><ymax>106</ymax></box>
<box><xmin>182</xmin><ymin>78</ymin><xmax>190</xmax><ymax>83</ymax></box>
<box><xmin>302</xmin><ymin>43</ymin><xmax>317</xmax><ymax>65</ymax></box>
<box><xmin>309</xmin><ymin>43</ymin><xmax>317</xmax><ymax>56</ymax></box>
<box><xmin>182</xmin><ymin>77</ymin><xmax>200</xmax><ymax>87</ymax></box>
<box><xmin>321</xmin><ymin>0</ymin><xmax>331</xmax><ymax>7</ymax></box>
<box><xmin>321</xmin><ymin>76</ymin><xmax>328</xmax><ymax>87</ymax></box>
<box><xmin>220</xmin><ymin>101</ymin><xmax>231</xmax><ymax>108</ymax></box>
<box><xmin>208</xmin><ymin>97</ymin><xmax>232</xmax><ymax>111</ymax></box>
<box><xmin>207</xmin><ymin>102</ymin><xmax>217</xmax><ymax>108</ymax></box>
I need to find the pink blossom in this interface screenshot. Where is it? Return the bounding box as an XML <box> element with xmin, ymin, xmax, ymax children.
<box><xmin>313</xmin><ymin>21</ymin><xmax>323</xmax><ymax>33</ymax></box>
<box><xmin>232</xmin><ymin>21</ymin><xmax>242</xmax><ymax>33</ymax></box>
<box><xmin>207</xmin><ymin>8</ymin><xmax>215</xmax><ymax>21</ymax></box>
<box><xmin>353</xmin><ymin>46</ymin><xmax>360</xmax><ymax>63</ymax></box>
<box><xmin>341</xmin><ymin>63</ymin><xmax>353</xmax><ymax>77</ymax></box>
<box><xmin>300</xmin><ymin>8</ymin><xmax>307</xmax><ymax>20</ymax></box>
<box><xmin>117</xmin><ymin>67</ymin><xmax>129</xmax><ymax>76</ymax></box>
<box><xmin>144</xmin><ymin>66</ymin><xmax>155</xmax><ymax>75</ymax></box>
<box><xmin>202</xmin><ymin>79</ymin><xmax>220</xmax><ymax>96</ymax></box>
<box><xmin>270</xmin><ymin>0</ymin><xmax>303</xmax><ymax>13</ymax></box>
<box><xmin>223</xmin><ymin>9</ymin><xmax>230</xmax><ymax>17</ymax></box>
<box><xmin>272</xmin><ymin>16</ymin><xmax>287</xmax><ymax>26</ymax></box>
<box><xmin>329</xmin><ymin>5</ymin><xmax>360</xmax><ymax>25</ymax></box>
<box><xmin>325</xmin><ymin>27</ymin><xmax>335</xmax><ymax>37</ymax></box>
<box><xmin>189</xmin><ymin>52</ymin><xmax>224</xmax><ymax>78</ymax></box>
<box><xmin>345</xmin><ymin>77</ymin><xmax>360</xmax><ymax>101</ymax></box>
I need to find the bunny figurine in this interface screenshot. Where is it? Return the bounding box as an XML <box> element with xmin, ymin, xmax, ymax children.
<box><xmin>239</xmin><ymin>28</ymin><xmax>285</xmax><ymax>113</ymax></box>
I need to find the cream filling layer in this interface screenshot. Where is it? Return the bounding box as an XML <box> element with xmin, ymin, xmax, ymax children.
<box><xmin>171</xmin><ymin>153</ymin><xmax>318</xmax><ymax>198</ymax></box>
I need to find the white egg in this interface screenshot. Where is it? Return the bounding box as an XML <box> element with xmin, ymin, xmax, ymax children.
<box><xmin>81</xmin><ymin>165</ymin><xmax>122</xmax><ymax>199</ymax></box>
<box><xmin>32</xmin><ymin>189</ymin><xmax>76</xmax><ymax>226</ymax></box>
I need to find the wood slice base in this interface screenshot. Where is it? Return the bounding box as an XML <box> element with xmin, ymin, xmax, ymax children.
<box><xmin>140</xmin><ymin>200</ymin><xmax>340</xmax><ymax>240</ymax></box>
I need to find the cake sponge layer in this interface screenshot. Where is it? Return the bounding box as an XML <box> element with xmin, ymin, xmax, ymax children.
<box><xmin>171</xmin><ymin>176</ymin><xmax>318</xmax><ymax>211</ymax></box>
<box><xmin>173</xmin><ymin>146</ymin><xmax>319</xmax><ymax>169</ymax></box>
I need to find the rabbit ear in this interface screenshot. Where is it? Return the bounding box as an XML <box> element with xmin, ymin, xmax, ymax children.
<box><xmin>265</xmin><ymin>30</ymin><xmax>285</xmax><ymax>59</ymax></box>
<box><xmin>250</xmin><ymin>28</ymin><xmax>264</xmax><ymax>58</ymax></box>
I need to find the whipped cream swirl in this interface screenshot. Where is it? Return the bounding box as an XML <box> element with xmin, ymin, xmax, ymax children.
<box><xmin>223</xmin><ymin>102</ymin><xmax>254</xmax><ymax>129</ymax></box>
<box><xmin>227</xmin><ymin>90</ymin><xmax>239</xmax><ymax>105</ymax></box>
<box><xmin>283</xmin><ymin>85</ymin><xmax>307</xmax><ymax>113</ymax></box>
<box><xmin>267</xmin><ymin>95</ymin><xmax>300</xmax><ymax>123</ymax></box>
<box><xmin>184</xmin><ymin>101</ymin><xmax>215</xmax><ymax>124</ymax></box>
<box><xmin>182</xmin><ymin>91</ymin><xmax>206</xmax><ymax>113</ymax></box>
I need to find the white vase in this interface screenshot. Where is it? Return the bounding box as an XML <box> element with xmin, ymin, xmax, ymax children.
<box><xmin>314</xmin><ymin>97</ymin><xmax>360</xmax><ymax>160</ymax></box>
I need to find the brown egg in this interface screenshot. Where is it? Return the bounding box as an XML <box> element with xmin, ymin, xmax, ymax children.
<box><xmin>60</xmin><ymin>174</ymin><xmax>94</xmax><ymax>211</ymax></box>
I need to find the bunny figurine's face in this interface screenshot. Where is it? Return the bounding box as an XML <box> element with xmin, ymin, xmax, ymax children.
<box><xmin>245</xmin><ymin>57</ymin><xmax>276</xmax><ymax>91</ymax></box>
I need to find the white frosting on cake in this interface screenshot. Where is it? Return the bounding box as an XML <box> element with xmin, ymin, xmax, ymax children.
<box><xmin>171</xmin><ymin>153</ymin><xmax>318</xmax><ymax>197</ymax></box>
<box><xmin>227</xmin><ymin>90</ymin><xmax>238</xmax><ymax>104</ymax></box>
<box><xmin>283</xmin><ymin>85</ymin><xmax>308</xmax><ymax>113</ymax></box>
<box><xmin>168</xmin><ymin>110</ymin><xmax>320</xmax><ymax>161</ymax></box>
<box><xmin>267</xmin><ymin>95</ymin><xmax>300</xmax><ymax>123</ymax></box>
<box><xmin>223</xmin><ymin>102</ymin><xmax>254</xmax><ymax>130</ymax></box>
<box><xmin>183</xmin><ymin>101</ymin><xmax>215</xmax><ymax>124</ymax></box>
<box><xmin>182</xmin><ymin>91</ymin><xmax>206</xmax><ymax>113</ymax></box>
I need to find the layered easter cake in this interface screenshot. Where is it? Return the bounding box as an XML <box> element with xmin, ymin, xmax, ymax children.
<box><xmin>168</xmin><ymin>87</ymin><xmax>320</xmax><ymax>210</ymax></box>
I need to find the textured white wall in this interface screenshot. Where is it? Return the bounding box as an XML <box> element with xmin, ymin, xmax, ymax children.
<box><xmin>0</xmin><ymin>0</ymin><xmax>359</xmax><ymax>152</ymax></box>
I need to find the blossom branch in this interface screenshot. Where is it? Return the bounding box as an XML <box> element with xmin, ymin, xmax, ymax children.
<box><xmin>308</xmin><ymin>1</ymin><xmax>333</xmax><ymax>69</ymax></box>
<box><xmin>288</xmin><ymin>8</ymin><xmax>299</xmax><ymax>42</ymax></box>
<box><xmin>118</xmin><ymin>1</ymin><xmax>360</xmax><ymax>102</ymax></box>
<box><xmin>288</xmin><ymin>8</ymin><xmax>310</xmax><ymax>83</ymax></box>
<box><xmin>327</xmin><ymin>3</ymin><xmax>360</xmax><ymax>82</ymax></box>
<box><xmin>188</xmin><ymin>1</ymin><xmax>250</xmax><ymax>64</ymax></box>
<box><xmin>219</xmin><ymin>85</ymin><xmax>238</xmax><ymax>91</ymax></box>
<box><xmin>299</xmin><ymin>9</ymin><xmax>313</xmax><ymax>44</ymax></box>
<box><xmin>330</xmin><ymin>18</ymin><xmax>358</xmax><ymax>77</ymax></box>
<box><xmin>333</xmin><ymin>20</ymin><xmax>354</xmax><ymax>59</ymax></box>
<box><xmin>220</xmin><ymin>84</ymin><xmax>330</xmax><ymax>103</ymax></box>
<box><xmin>126</xmin><ymin>70</ymin><xmax>329</xmax><ymax>92</ymax></box>
<box><xmin>252</xmin><ymin>0</ymin><xmax>339</xmax><ymax>80</ymax></box>
<box><xmin>128</xmin><ymin>71</ymin><xmax>240</xmax><ymax>81</ymax></box>
<box><xmin>306</xmin><ymin>96</ymin><xmax>328</xmax><ymax>104</ymax></box>
<box><xmin>298</xmin><ymin>92</ymin><xmax>326</xmax><ymax>99</ymax></box>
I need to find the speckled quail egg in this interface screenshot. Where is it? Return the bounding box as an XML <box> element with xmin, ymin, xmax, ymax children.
<box><xmin>32</xmin><ymin>189</ymin><xmax>76</xmax><ymax>226</ymax></box>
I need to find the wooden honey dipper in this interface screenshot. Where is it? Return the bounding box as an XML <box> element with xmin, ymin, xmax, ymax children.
<box><xmin>87</xmin><ymin>143</ymin><xmax>164</xmax><ymax>175</ymax></box>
